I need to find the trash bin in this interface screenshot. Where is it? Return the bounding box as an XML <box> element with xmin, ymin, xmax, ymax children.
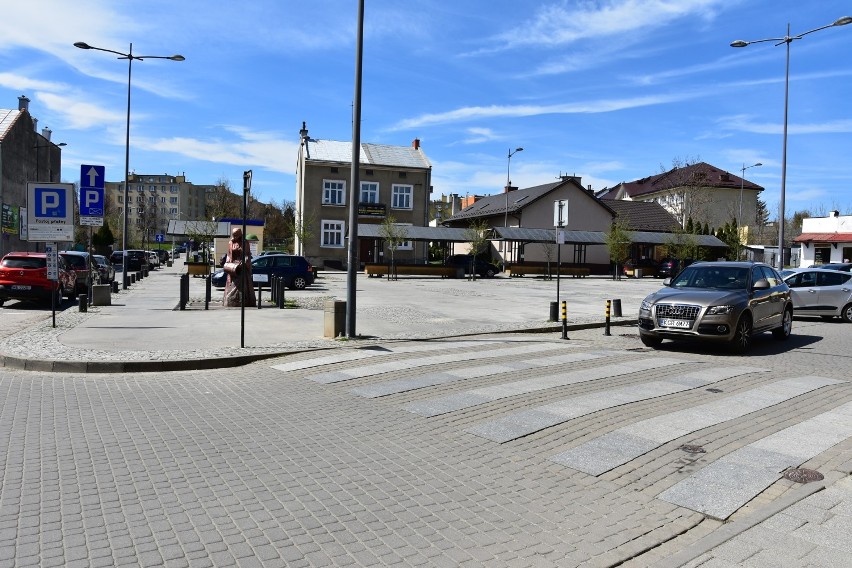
<box><xmin>324</xmin><ymin>300</ymin><xmax>346</xmax><ymax>338</ymax></box>
<box><xmin>549</xmin><ymin>301</ymin><xmax>559</xmax><ymax>322</ymax></box>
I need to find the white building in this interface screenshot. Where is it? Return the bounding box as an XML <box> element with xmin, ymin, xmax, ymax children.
<box><xmin>793</xmin><ymin>211</ymin><xmax>852</xmax><ymax>266</ymax></box>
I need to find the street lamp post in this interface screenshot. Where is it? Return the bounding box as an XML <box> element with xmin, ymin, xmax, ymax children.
<box><xmin>731</xmin><ymin>16</ymin><xmax>851</xmax><ymax>270</ymax></box>
<box><xmin>32</xmin><ymin>142</ymin><xmax>66</xmax><ymax>182</ymax></box>
<box><xmin>737</xmin><ymin>162</ymin><xmax>762</xmax><ymax>258</ymax></box>
<box><xmin>74</xmin><ymin>41</ymin><xmax>184</xmax><ymax>288</ymax></box>
<box><xmin>503</xmin><ymin>147</ymin><xmax>523</xmax><ymax>272</ymax></box>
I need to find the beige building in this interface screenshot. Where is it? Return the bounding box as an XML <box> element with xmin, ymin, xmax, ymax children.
<box><xmin>444</xmin><ymin>176</ymin><xmax>618</xmax><ymax>267</ymax></box>
<box><xmin>597</xmin><ymin>161</ymin><xmax>764</xmax><ymax>232</ymax></box>
<box><xmin>105</xmin><ymin>173</ymin><xmax>211</xmax><ymax>248</ymax></box>
<box><xmin>294</xmin><ymin>123</ymin><xmax>432</xmax><ymax>269</ymax></box>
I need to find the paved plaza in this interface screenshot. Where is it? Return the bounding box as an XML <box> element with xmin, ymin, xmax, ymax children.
<box><xmin>0</xmin><ymin>264</ymin><xmax>850</xmax><ymax>567</ymax></box>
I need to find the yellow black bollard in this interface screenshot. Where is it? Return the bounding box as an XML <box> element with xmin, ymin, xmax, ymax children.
<box><xmin>561</xmin><ymin>300</ymin><xmax>569</xmax><ymax>340</ymax></box>
<box><xmin>605</xmin><ymin>299</ymin><xmax>611</xmax><ymax>336</ymax></box>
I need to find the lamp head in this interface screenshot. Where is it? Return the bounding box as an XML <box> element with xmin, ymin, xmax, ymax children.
<box><xmin>833</xmin><ymin>16</ymin><xmax>852</xmax><ymax>26</ymax></box>
<box><xmin>74</xmin><ymin>42</ymin><xmax>92</xmax><ymax>49</ymax></box>
<box><xmin>169</xmin><ymin>55</ymin><xmax>185</xmax><ymax>61</ymax></box>
<box><xmin>515</xmin><ymin>147</ymin><xmax>524</xmax><ymax>152</ymax></box>
<box><xmin>755</xmin><ymin>162</ymin><xmax>762</xmax><ymax>167</ymax></box>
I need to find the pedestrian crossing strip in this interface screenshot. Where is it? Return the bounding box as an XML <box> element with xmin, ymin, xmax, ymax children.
<box><xmin>271</xmin><ymin>339</ymin><xmax>851</xmax><ymax>520</ymax></box>
<box><xmin>300</xmin><ymin>341</ymin><xmax>571</xmax><ymax>384</ymax></box>
<box><xmin>549</xmin><ymin>375</ymin><xmax>840</xmax><ymax>474</ymax></box>
<box><xmin>466</xmin><ymin>365</ymin><xmax>770</xmax><ymax>443</ymax></box>
<box><xmin>404</xmin><ymin>357</ymin><xmax>691</xmax><ymax>417</ymax></box>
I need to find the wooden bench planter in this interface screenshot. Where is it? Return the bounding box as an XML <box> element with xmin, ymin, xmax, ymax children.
<box><xmin>507</xmin><ymin>265</ymin><xmax>590</xmax><ymax>278</ymax></box>
<box><xmin>365</xmin><ymin>264</ymin><xmax>461</xmax><ymax>278</ymax></box>
<box><xmin>185</xmin><ymin>262</ymin><xmax>211</xmax><ymax>277</ymax></box>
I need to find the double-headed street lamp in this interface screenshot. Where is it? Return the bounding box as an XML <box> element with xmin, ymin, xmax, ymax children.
<box><xmin>737</xmin><ymin>162</ymin><xmax>762</xmax><ymax>231</ymax></box>
<box><xmin>731</xmin><ymin>16</ymin><xmax>851</xmax><ymax>270</ymax></box>
<box><xmin>503</xmin><ymin>147</ymin><xmax>523</xmax><ymax>271</ymax></box>
<box><xmin>74</xmin><ymin>41</ymin><xmax>184</xmax><ymax>288</ymax></box>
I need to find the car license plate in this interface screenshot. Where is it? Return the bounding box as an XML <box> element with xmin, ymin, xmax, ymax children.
<box><xmin>659</xmin><ymin>318</ymin><xmax>690</xmax><ymax>329</ymax></box>
<box><xmin>11</xmin><ymin>285</ymin><xmax>31</xmax><ymax>290</ymax></box>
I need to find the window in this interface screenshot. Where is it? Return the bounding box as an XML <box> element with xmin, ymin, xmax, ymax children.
<box><xmin>118</xmin><ymin>195</ymin><xmax>124</xmax><ymax>203</ymax></box>
<box><xmin>321</xmin><ymin>220</ymin><xmax>345</xmax><ymax>248</ymax></box>
<box><xmin>170</xmin><ymin>197</ymin><xmax>178</xmax><ymax>204</ymax></box>
<box><xmin>361</xmin><ymin>182</ymin><xmax>379</xmax><ymax>203</ymax></box>
<box><xmin>170</xmin><ymin>186</ymin><xmax>179</xmax><ymax>193</ymax></box>
<box><xmin>170</xmin><ymin>208</ymin><xmax>178</xmax><ymax>215</ymax></box>
<box><xmin>137</xmin><ymin>196</ymin><xmax>144</xmax><ymax>203</ymax></box>
<box><xmin>392</xmin><ymin>184</ymin><xmax>413</xmax><ymax>209</ymax></box>
<box><xmin>323</xmin><ymin>180</ymin><xmax>345</xmax><ymax>205</ymax></box>
<box><xmin>160</xmin><ymin>197</ymin><xmax>166</xmax><ymax>203</ymax></box>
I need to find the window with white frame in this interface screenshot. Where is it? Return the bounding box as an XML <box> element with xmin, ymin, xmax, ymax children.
<box><xmin>170</xmin><ymin>208</ymin><xmax>178</xmax><ymax>215</ymax></box>
<box><xmin>170</xmin><ymin>197</ymin><xmax>178</xmax><ymax>204</ymax></box>
<box><xmin>321</xmin><ymin>220</ymin><xmax>345</xmax><ymax>247</ymax></box>
<box><xmin>392</xmin><ymin>184</ymin><xmax>413</xmax><ymax>209</ymax></box>
<box><xmin>395</xmin><ymin>223</ymin><xmax>413</xmax><ymax>250</ymax></box>
<box><xmin>323</xmin><ymin>180</ymin><xmax>346</xmax><ymax>205</ymax></box>
<box><xmin>360</xmin><ymin>182</ymin><xmax>379</xmax><ymax>203</ymax></box>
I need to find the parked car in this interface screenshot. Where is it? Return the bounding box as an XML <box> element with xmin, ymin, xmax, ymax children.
<box><xmin>211</xmin><ymin>268</ymin><xmax>227</xmax><ymax>288</ymax></box>
<box><xmin>638</xmin><ymin>261</ymin><xmax>792</xmax><ymax>353</ymax></box>
<box><xmin>810</xmin><ymin>262</ymin><xmax>852</xmax><ymax>272</ymax></box>
<box><xmin>251</xmin><ymin>254</ymin><xmax>315</xmax><ymax>290</ymax></box>
<box><xmin>445</xmin><ymin>255</ymin><xmax>498</xmax><ymax>278</ymax></box>
<box><xmin>146</xmin><ymin>251</ymin><xmax>160</xmax><ymax>270</ymax></box>
<box><xmin>59</xmin><ymin>251</ymin><xmax>100</xmax><ymax>295</ymax></box>
<box><xmin>657</xmin><ymin>258</ymin><xmax>693</xmax><ymax>278</ymax></box>
<box><xmin>783</xmin><ymin>268</ymin><xmax>852</xmax><ymax>323</ymax></box>
<box><xmin>109</xmin><ymin>250</ymin><xmax>124</xmax><ymax>265</ymax></box>
<box><xmin>92</xmin><ymin>254</ymin><xmax>116</xmax><ymax>284</ymax></box>
<box><xmin>0</xmin><ymin>252</ymin><xmax>77</xmax><ymax>307</ymax></box>
<box><xmin>155</xmin><ymin>249</ymin><xmax>170</xmax><ymax>263</ymax></box>
<box><xmin>623</xmin><ymin>258</ymin><xmax>660</xmax><ymax>278</ymax></box>
<box><xmin>123</xmin><ymin>250</ymin><xmax>147</xmax><ymax>271</ymax></box>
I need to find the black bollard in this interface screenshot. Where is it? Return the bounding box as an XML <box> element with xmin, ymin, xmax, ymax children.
<box><xmin>78</xmin><ymin>294</ymin><xmax>87</xmax><ymax>312</ymax></box>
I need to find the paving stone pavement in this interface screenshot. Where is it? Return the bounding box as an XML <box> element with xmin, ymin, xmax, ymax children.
<box><xmin>1</xmin><ymin>264</ymin><xmax>851</xmax><ymax>567</ymax></box>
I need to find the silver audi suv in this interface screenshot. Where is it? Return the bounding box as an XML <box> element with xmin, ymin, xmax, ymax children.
<box><xmin>638</xmin><ymin>261</ymin><xmax>793</xmax><ymax>353</ymax></box>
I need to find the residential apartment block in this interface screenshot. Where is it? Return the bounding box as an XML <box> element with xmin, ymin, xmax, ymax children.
<box><xmin>294</xmin><ymin>123</ymin><xmax>432</xmax><ymax>269</ymax></box>
<box><xmin>105</xmin><ymin>173</ymin><xmax>211</xmax><ymax>245</ymax></box>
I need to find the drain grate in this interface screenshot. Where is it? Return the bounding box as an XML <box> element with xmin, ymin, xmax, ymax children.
<box><xmin>783</xmin><ymin>468</ymin><xmax>824</xmax><ymax>484</ymax></box>
<box><xmin>680</xmin><ymin>444</ymin><xmax>706</xmax><ymax>454</ymax></box>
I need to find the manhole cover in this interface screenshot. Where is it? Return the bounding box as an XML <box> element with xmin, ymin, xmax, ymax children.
<box><xmin>680</xmin><ymin>444</ymin><xmax>706</xmax><ymax>454</ymax></box>
<box><xmin>706</xmin><ymin>388</ymin><xmax>723</xmax><ymax>393</ymax></box>
<box><xmin>783</xmin><ymin>468</ymin><xmax>824</xmax><ymax>483</ymax></box>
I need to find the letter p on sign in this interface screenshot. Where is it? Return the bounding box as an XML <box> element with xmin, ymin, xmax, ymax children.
<box><xmin>36</xmin><ymin>188</ymin><xmax>66</xmax><ymax>218</ymax></box>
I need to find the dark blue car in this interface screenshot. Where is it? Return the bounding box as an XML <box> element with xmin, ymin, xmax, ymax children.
<box><xmin>211</xmin><ymin>254</ymin><xmax>315</xmax><ymax>290</ymax></box>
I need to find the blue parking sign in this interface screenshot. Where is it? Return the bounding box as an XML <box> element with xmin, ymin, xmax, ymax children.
<box><xmin>35</xmin><ymin>187</ymin><xmax>67</xmax><ymax>218</ymax></box>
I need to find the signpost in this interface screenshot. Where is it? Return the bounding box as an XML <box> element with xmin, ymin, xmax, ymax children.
<box><xmin>79</xmin><ymin>165</ymin><xmax>105</xmax><ymax>227</ymax></box>
<box><xmin>26</xmin><ymin>183</ymin><xmax>75</xmax><ymax>242</ymax></box>
<box><xmin>554</xmin><ymin>199</ymin><xmax>569</xmax><ymax>309</ymax></box>
<box><xmin>45</xmin><ymin>242</ymin><xmax>59</xmax><ymax>328</ymax></box>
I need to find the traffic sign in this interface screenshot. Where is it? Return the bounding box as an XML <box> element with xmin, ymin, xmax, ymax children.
<box><xmin>155</xmin><ymin>234</ymin><xmax>165</xmax><ymax>243</ymax></box>
<box><xmin>80</xmin><ymin>164</ymin><xmax>105</xmax><ymax>220</ymax></box>
<box><xmin>26</xmin><ymin>182</ymin><xmax>75</xmax><ymax>241</ymax></box>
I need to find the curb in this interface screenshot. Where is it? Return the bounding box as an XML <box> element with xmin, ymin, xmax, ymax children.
<box><xmin>0</xmin><ymin>320</ymin><xmax>639</xmax><ymax>373</ymax></box>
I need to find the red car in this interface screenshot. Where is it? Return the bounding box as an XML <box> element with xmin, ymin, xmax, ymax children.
<box><xmin>0</xmin><ymin>252</ymin><xmax>77</xmax><ymax>307</ymax></box>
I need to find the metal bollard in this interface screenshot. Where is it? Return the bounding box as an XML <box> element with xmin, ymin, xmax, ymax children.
<box><xmin>257</xmin><ymin>284</ymin><xmax>262</xmax><ymax>309</ymax></box>
<box><xmin>179</xmin><ymin>273</ymin><xmax>189</xmax><ymax>310</ymax></box>
<box><xmin>205</xmin><ymin>274</ymin><xmax>211</xmax><ymax>310</ymax></box>
<box><xmin>278</xmin><ymin>277</ymin><xmax>286</xmax><ymax>308</ymax></box>
<box><xmin>78</xmin><ymin>294</ymin><xmax>87</xmax><ymax>312</ymax></box>
<box><xmin>111</xmin><ymin>280</ymin><xmax>119</xmax><ymax>294</ymax></box>
<box><xmin>604</xmin><ymin>299</ymin><xmax>611</xmax><ymax>336</ymax></box>
<box><xmin>561</xmin><ymin>300</ymin><xmax>569</xmax><ymax>340</ymax></box>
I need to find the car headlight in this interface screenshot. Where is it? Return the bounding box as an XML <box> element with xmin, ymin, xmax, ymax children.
<box><xmin>640</xmin><ymin>299</ymin><xmax>653</xmax><ymax>311</ymax></box>
<box><xmin>706</xmin><ymin>305</ymin><xmax>735</xmax><ymax>315</ymax></box>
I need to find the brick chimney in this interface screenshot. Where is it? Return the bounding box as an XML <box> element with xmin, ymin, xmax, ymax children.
<box><xmin>412</xmin><ymin>138</ymin><xmax>420</xmax><ymax>150</ymax></box>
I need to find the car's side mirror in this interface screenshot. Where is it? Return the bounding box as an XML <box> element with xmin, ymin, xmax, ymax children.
<box><xmin>752</xmin><ymin>278</ymin><xmax>770</xmax><ymax>290</ymax></box>
<box><xmin>663</xmin><ymin>277</ymin><xmax>672</xmax><ymax>286</ymax></box>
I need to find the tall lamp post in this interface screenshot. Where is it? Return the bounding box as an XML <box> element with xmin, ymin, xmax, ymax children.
<box><xmin>503</xmin><ymin>147</ymin><xmax>523</xmax><ymax>272</ymax></box>
<box><xmin>74</xmin><ymin>41</ymin><xmax>184</xmax><ymax>288</ymax></box>
<box><xmin>33</xmin><ymin>142</ymin><xmax>67</xmax><ymax>181</ymax></box>
<box><xmin>737</xmin><ymin>161</ymin><xmax>762</xmax><ymax>258</ymax></box>
<box><xmin>731</xmin><ymin>16</ymin><xmax>851</xmax><ymax>270</ymax></box>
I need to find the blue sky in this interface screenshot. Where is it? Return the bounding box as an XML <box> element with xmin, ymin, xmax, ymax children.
<box><xmin>2</xmin><ymin>0</ymin><xmax>850</xmax><ymax>218</ymax></box>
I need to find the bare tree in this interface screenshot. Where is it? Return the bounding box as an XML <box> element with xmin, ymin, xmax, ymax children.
<box><xmin>287</xmin><ymin>209</ymin><xmax>316</xmax><ymax>256</ymax></box>
<box><xmin>655</xmin><ymin>157</ymin><xmax>716</xmax><ymax>228</ymax></box>
<box><xmin>540</xmin><ymin>241</ymin><xmax>555</xmax><ymax>280</ymax></box>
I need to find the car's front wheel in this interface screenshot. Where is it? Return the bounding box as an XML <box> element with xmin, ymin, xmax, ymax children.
<box><xmin>729</xmin><ymin>313</ymin><xmax>753</xmax><ymax>354</ymax></box>
<box><xmin>290</xmin><ymin>276</ymin><xmax>307</xmax><ymax>290</ymax></box>
<box><xmin>483</xmin><ymin>268</ymin><xmax>496</xmax><ymax>278</ymax></box>
<box><xmin>772</xmin><ymin>307</ymin><xmax>793</xmax><ymax>340</ymax></box>
<box><xmin>841</xmin><ymin>302</ymin><xmax>852</xmax><ymax>324</ymax></box>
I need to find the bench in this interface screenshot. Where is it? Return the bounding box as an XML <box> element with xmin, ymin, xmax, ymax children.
<box><xmin>364</xmin><ymin>264</ymin><xmax>461</xmax><ymax>278</ymax></box>
<box><xmin>507</xmin><ymin>265</ymin><xmax>590</xmax><ymax>278</ymax></box>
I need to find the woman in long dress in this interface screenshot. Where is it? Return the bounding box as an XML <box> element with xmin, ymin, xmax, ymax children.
<box><xmin>223</xmin><ymin>227</ymin><xmax>256</xmax><ymax>307</ymax></box>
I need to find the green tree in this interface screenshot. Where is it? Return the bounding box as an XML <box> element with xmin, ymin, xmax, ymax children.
<box><xmin>664</xmin><ymin>229</ymin><xmax>700</xmax><ymax>265</ymax></box>
<box><xmin>603</xmin><ymin>217</ymin><xmax>632</xmax><ymax>280</ymax></box>
<box><xmin>462</xmin><ymin>219</ymin><xmax>492</xmax><ymax>281</ymax></box>
<box><xmin>378</xmin><ymin>215</ymin><xmax>409</xmax><ymax>281</ymax></box>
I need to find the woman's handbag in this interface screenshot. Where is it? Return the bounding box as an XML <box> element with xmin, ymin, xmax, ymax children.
<box><xmin>223</xmin><ymin>261</ymin><xmax>243</xmax><ymax>276</ymax></box>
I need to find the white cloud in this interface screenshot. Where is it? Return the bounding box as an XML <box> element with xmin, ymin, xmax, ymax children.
<box><xmin>718</xmin><ymin>114</ymin><xmax>852</xmax><ymax>135</ymax></box>
<box><xmin>37</xmin><ymin>92</ymin><xmax>126</xmax><ymax>130</ymax></box>
<box><xmin>391</xmin><ymin>92</ymin><xmax>700</xmax><ymax>130</ymax></box>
